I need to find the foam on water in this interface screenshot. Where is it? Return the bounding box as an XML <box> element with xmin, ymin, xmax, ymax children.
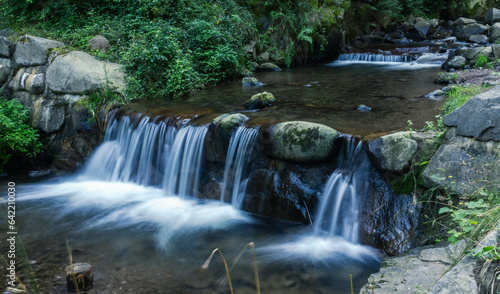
<box><xmin>18</xmin><ymin>180</ymin><xmax>252</xmax><ymax>249</ymax></box>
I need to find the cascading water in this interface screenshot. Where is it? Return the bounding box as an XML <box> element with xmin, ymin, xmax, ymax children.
<box><xmin>83</xmin><ymin>115</ymin><xmax>207</xmax><ymax>198</ymax></box>
<box><xmin>338</xmin><ymin>53</ymin><xmax>415</xmax><ymax>63</ymax></box>
<box><xmin>220</xmin><ymin>126</ymin><xmax>258</xmax><ymax>208</ymax></box>
<box><xmin>313</xmin><ymin>138</ymin><xmax>369</xmax><ymax>243</ymax></box>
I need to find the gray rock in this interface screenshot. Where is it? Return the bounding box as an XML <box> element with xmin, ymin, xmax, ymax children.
<box><xmin>0</xmin><ymin>36</ymin><xmax>10</xmax><ymax>58</ymax></box>
<box><xmin>456</xmin><ymin>23</ymin><xmax>487</xmax><ymax>41</ymax></box>
<box><xmin>266</xmin><ymin>121</ymin><xmax>339</xmax><ymax>163</ymax></box>
<box><xmin>489</xmin><ymin>23</ymin><xmax>500</xmax><ymax>43</ymax></box>
<box><xmin>212</xmin><ymin>113</ymin><xmax>248</xmax><ymax>135</ymax></box>
<box><xmin>414</xmin><ymin>20</ymin><xmax>433</xmax><ymax>36</ymax></box>
<box><xmin>0</xmin><ymin>58</ymin><xmax>11</xmax><ymax>84</ymax></box>
<box><xmin>423</xmin><ymin>128</ymin><xmax>500</xmax><ymax>194</ymax></box>
<box><xmin>88</xmin><ymin>35</ymin><xmax>110</xmax><ymax>52</ymax></box>
<box><xmin>259</xmin><ymin>62</ymin><xmax>281</xmax><ymax>71</ymax></box>
<box><xmin>12</xmin><ymin>91</ymin><xmax>38</xmax><ymax>108</ymax></box>
<box><xmin>452</xmin><ymin>17</ymin><xmax>477</xmax><ymax>27</ymax></box>
<box><xmin>258</xmin><ymin>52</ymin><xmax>270</xmax><ymax>63</ymax></box>
<box><xmin>468</xmin><ymin>34</ymin><xmax>489</xmax><ymax>44</ymax></box>
<box><xmin>442</xmin><ymin>56</ymin><xmax>467</xmax><ymax>71</ymax></box>
<box><xmin>10</xmin><ymin>68</ymin><xmax>45</xmax><ymax>94</ymax></box>
<box><xmin>241</xmin><ymin>76</ymin><xmax>260</xmax><ymax>86</ymax></box>
<box><xmin>458</xmin><ymin>46</ymin><xmax>493</xmax><ymax>64</ymax></box>
<box><xmin>485</xmin><ymin>8</ymin><xmax>500</xmax><ymax>25</ymax></box>
<box><xmin>31</xmin><ymin>98</ymin><xmax>67</xmax><ymax>133</ymax></box>
<box><xmin>368</xmin><ymin>132</ymin><xmax>418</xmax><ymax>172</ymax></box>
<box><xmin>425</xmin><ymin>89</ymin><xmax>445</xmax><ymax>100</ymax></box>
<box><xmin>46</xmin><ymin>51</ymin><xmax>125</xmax><ymax>95</ymax></box>
<box><xmin>244</xmin><ymin>91</ymin><xmax>275</xmax><ymax>109</ymax></box>
<box><xmin>427</xmin><ymin>255</ymin><xmax>478</xmax><ymax>294</ymax></box>
<box><xmin>444</xmin><ymin>85</ymin><xmax>500</xmax><ymax>141</ymax></box>
<box><xmin>435</xmin><ymin>71</ymin><xmax>463</xmax><ymax>84</ymax></box>
<box><xmin>13</xmin><ymin>36</ymin><xmax>64</xmax><ymax>67</ymax></box>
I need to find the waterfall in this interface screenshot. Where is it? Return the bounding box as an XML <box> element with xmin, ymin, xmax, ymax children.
<box><xmin>220</xmin><ymin>126</ymin><xmax>258</xmax><ymax>208</ymax></box>
<box><xmin>313</xmin><ymin>138</ymin><xmax>370</xmax><ymax>243</ymax></box>
<box><xmin>83</xmin><ymin>115</ymin><xmax>207</xmax><ymax>198</ymax></box>
<box><xmin>338</xmin><ymin>53</ymin><xmax>415</xmax><ymax>63</ymax></box>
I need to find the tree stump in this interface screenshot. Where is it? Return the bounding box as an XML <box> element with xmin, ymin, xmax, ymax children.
<box><xmin>65</xmin><ymin>263</ymin><xmax>94</xmax><ymax>292</ymax></box>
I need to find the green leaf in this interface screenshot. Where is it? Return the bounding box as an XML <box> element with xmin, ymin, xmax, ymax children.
<box><xmin>439</xmin><ymin>207</ymin><xmax>451</xmax><ymax>214</ymax></box>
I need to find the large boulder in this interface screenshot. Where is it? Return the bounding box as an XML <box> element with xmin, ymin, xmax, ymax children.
<box><xmin>0</xmin><ymin>37</ymin><xmax>10</xmax><ymax>58</ymax></box>
<box><xmin>244</xmin><ymin>91</ymin><xmax>276</xmax><ymax>109</ymax></box>
<box><xmin>368</xmin><ymin>132</ymin><xmax>418</xmax><ymax>172</ymax></box>
<box><xmin>468</xmin><ymin>34</ymin><xmax>488</xmax><ymax>44</ymax></box>
<box><xmin>31</xmin><ymin>98</ymin><xmax>67</xmax><ymax>133</ymax></box>
<box><xmin>457</xmin><ymin>46</ymin><xmax>493</xmax><ymax>65</ymax></box>
<box><xmin>443</xmin><ymin>85</ymin><xmax>500</xmax><ymax>141</ymax></box>
<box><xmin>489</xmin><ymin>23</ymin><xmax>500</xmax><ymax>43</ymax></box>
<box><xmin>0</xmin><ymin>58</ymin><xmax>11</xmax><ymax>84</ymax></box>
<box><xmin>46</xmin><ymin>51</ymin><xmax>125</xmax><ymax>95</ymax></box>
<box><xmin>211</xmin><ymin>113</ymin><xmax>248</xmax><ymax>135</ymax></box>
<box><xmin>452</xmin><ymin>17</ymin><xmax>477</xmax><ymax>27</ymax></box>
<box><xmin>414</xmin><ymin>20</ymin><xmax>434</xmax><ymax>37</ymax></box>
<box><xmin>423</xmin><ymin>128</ymin><xmax>500</xmax><ymax>194</ymax></box>
<box><xmin>455</xmin><ymin>23</ymin><xmax>487</xmax><ymax>41</ymax></box>
<box><xmin>13</xmin><ymin>36</ymin><xmax>64</xmax><ymax>67</ymax></box>
<box><xmin>484</xmin><ymin>8</ymin><xmax>500</xmax><ymax>25</ymax></box>
<box><xmin>265</xmin><ymin>121</ymin><xmax>339</xmax><ymax>163</ymax></box>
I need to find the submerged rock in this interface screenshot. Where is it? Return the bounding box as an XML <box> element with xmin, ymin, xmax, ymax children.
<box><xmin>259</xmin><ymin>62</ymin><xmax>281</xmax><ymax>71</ymax></box>
<box><xmin>368</xmin><ymin>131</ymin><xmax>418</xmax><ymax>173</ymax></box>
<box><xmin>241</xmin><ymin>76</ymin><xmax>260</xmax><ymax>86</ymax></box>
<box><xmin>244</xmin><ymin>91</ymin><xmax>276</xmax><ymax>109</ymax></box>
<box><xmin>265</xmin><ymin>121</ymin><xmax>339</xmax><ymax>163</ymax></box>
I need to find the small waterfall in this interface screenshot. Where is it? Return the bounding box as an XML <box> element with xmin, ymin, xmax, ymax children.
<box><xmin>83</xmin><ymin>115</ymin><xmax>207</xmax><ymax>198</ymax></box>
<box><xmin>313</xmin><ymin>138</ymin><xmax>369</xmax><ymax>243</ymax></box>
<box><xmin>220</xmin><ymin>126</ymin><xmax>258</xmax><ymax>208</ymax></box>
<box><xmin>338</xmin><ymin>53</ymin><xmax>415</xmax><ymax>63</ymax></box>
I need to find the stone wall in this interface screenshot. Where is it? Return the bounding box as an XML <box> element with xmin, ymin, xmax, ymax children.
<box><xmin>0</xmin><ymin>33</ymin><xmax>125</xmax><ymax>172</ymax></box>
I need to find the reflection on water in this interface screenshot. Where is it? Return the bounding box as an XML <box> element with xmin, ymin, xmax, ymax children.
<box><xmin>130</xmin><ymin>62</ymin><xmax>443</xmax><ymax>137</ymax></box>
<box><xmin>6</xmin><ymin>179</ymin><xmax>379</xmax><ymax>293</ymax></box>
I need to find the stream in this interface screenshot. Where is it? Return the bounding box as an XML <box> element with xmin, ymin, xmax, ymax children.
<box><xmin>2</xmin><ymin>51</ymin><xmax>444</xmax><ymax>293</ymax></box>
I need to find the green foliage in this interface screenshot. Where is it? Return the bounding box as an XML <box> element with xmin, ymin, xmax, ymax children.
<box><xmin>474</xmin><ymin>54</ymin><xmax>493</xmax><ymax>69</ymax></box>
<box><xmin>0</xmin><ymin>98</ymin><xmax>43</xmax><ymax>171</ymax></box>
<box><xmin>442</xmin><ymin>84</ymin><xmax>490</xmax><ymax>116</ymax></box>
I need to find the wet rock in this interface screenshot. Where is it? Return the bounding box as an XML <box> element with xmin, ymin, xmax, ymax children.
<box><xmin>0</xmin><ymin>58</ymin><xmax>11</xmax><ymax>84</ymax></box>
<box><xmin>443</xmin><ymin>85</ymin><xmax>500</xmax><ymax>141</ymax></box>
<box><xmin>442</xmin><ymin>55</ymin><xmax>467</xmax><ymax>71</ymax></box>
<box><xmin>258</xmin><ymin>52</ymin><xmax>270</xmax><ymax>63</ymax></box>
<box><xmin>13</xmin><ymin>36</ymin><xmax>64</xmax><ymax>67</ymax></box>
<box><xmin>265</xmin><ymin>121</ymin><xmax>339</xmax><ymax>163</ymax></box>
<box><xmin>46</xmin><ymin>51</ymin><xmax>125</xmax><ymax>95</ymax></box>
<box><xmin>456</xmin><ymin>23</ymin><xmax>487</xmax><ymax>41</ymax></box>
<box><xmin>484</xmin><ymin>8</ymin><xmax>500</xmax><ymax>25</ymax></box>
<box><xmin>452</xmin><ymin>17</ymin><xmax>477</xmax><ymax>27</ymax></box>
<box><xmin>368</xmin><ymin>131</ymin><xmax>418</xmax><ymax>173</ymax></box>
<box><xmin>457</xmin><ymin>46</ymin><xmax>493</xmax><ymax>65</ymax></box>
<box><xmin>244</xmin><ymin>91</ymin><xmax>275</xmax><ymax>109</ymax></box>
<box><xmin>414</xmin><ymin>20</ymin><xmax>434</xmax><ymax>37</ymax></box>
<box><xmin>425</xmin><ymin>89</ymin><xmax>445</xmax><ymax>100</ymax></box>
<box><xmin>468</xmin><ymin>34</ymin><xmax>488</xmax><ymax>44</ymax></box>
<box><xmin>0</xmin><ymin>36</ymin><xmax>10</xmax><ymax>58</ymax></box>
<box><xmin>241</xmin><ymin>76</ymin><xmax>260</xmax><ymax>86</ymax></box>
<box><xmin>88</xmin><ymin>35</ymin><xmax>111</xmax><ymax>52</ymax></box>
<box><xmin>259</xmin><ymin>62</ymin><xmax>281</xmax><ymax>72</ymax></box>
<box><xmin>203</xmin><ymin>113</ymin><xmax>249</xmax><ymax>163</ymax></box>
<box><xmin>31</xmin><ymin>98</ymin><xmax>67</xmax><ymax>133</ymax></box>
<box><xmin>357</xmin><ymin>104</ymin><xmax>371</xmax><ymax>112</ymax></box>
<box><xmin>489</xmin><ymin>23</ymin><xmax>500</xmax><ymax>43</ymax></box>
<box><xmin>423</xmin><ymin>128</ymin><xmax>500</xmax><ymax>194</ymax></box>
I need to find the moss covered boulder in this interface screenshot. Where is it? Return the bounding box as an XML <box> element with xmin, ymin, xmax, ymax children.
<box><xmin>204</xmin><ymin>113</ymin><xmax>249</xmax><ymax>163</ymax></box>
<box><xmin>368</xmin><ymin>131</ymin><xmax>418</xmax><ymax>173</ymax></box>
<box><xmin>244</xmin><ymin>91</ymin><xmax>275</xmax><ymax>110</ymax></box>
<box><xmin>265</xmin><ymin>121</ymin><xmax>339</xmax><ymax>163</ymax></box>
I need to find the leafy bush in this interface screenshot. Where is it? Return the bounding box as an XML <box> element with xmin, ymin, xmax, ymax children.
<box><xmin>0</xmin><ymin>98</ymin><xmax>43</xmax><ymax>171</ymax></box>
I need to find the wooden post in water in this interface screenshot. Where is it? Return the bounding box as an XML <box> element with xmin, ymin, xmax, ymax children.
<box><xmin>65</xmin><ymin>262</ymin><xmax>94</xmax><ymax>292</ymax></box>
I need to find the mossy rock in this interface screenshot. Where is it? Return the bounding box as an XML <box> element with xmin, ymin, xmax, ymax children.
<box><xmin>266</xmin><ymin>121</ymin><xmax>339</xmax><ymax>163</ymax></box>
<box><xmin>212</xmin><ymin>113</ymin><xmax>248</xmax><ymax>136</ymax></box>
<box><xmin>244</xmin><ymin>91</ymin><xmax>276</xmax><ymax>110</ymax></box>
<box><xmin>368</xmin><ymin>131</ymin><xmax>418</xmax><ymax>172</ymax></box>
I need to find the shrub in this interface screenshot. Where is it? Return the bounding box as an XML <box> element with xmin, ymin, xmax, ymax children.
<box><xmin>0</xmin><ymin>98</ymin><xmax>43</xmax><ymax>171</ymax></box>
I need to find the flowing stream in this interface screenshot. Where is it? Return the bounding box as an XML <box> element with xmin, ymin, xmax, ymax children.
<box><xmin>2</xmin><ymin>51</ymin><xmax>445</xmax><ymax>293</ymax></box>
